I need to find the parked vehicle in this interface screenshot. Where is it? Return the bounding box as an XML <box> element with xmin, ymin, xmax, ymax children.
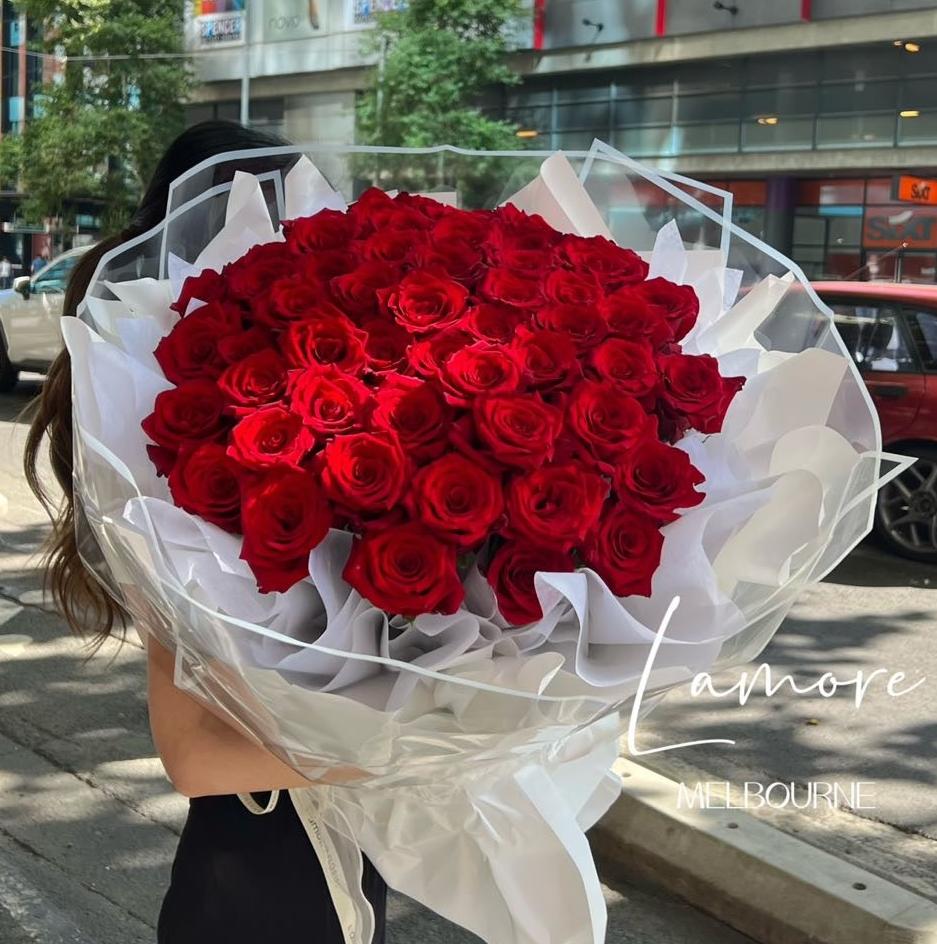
<box><xmin>814</xmin><ymin>281</ymin><xmax>937</xmax><ymax>562</ymax></box>
<box><xmin>0</xmin><ymin>246</ymin><xmax>88</xmax><ymax>391</ymax></box>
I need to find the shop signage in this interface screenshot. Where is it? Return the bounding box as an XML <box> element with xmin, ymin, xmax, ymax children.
<box><xmin>863</xmin><ymin>205</ymin><xmax>937</xmax><ymax>249</ymax></box>
<box><xmin>891</xmin><ymin>175</ymin><xmax>937</xmax><ymax>206</ymax></box>
<box><xmin>187</xmin><ymin>1</ymin><xmax>245</xmax><ymax>48</ymax></box>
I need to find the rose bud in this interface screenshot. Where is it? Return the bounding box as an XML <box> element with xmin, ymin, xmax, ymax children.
<box><xmin>409</xmin><ymin>453</ymin><xmax>504</xmax><ymax>548</ymax></box>
<box><xmin>167</xmin><ymin>443</ymin><xmax>243</xmax><ymax>533</ymax></box>
<box><xmin>441</xmin><ymin>341</ymin><xmax>523</xmax><ymax>407</ymax></box>
<box><xmin>142</xmin><ymin>380</ymin><xmax>228</xmax><ymax>455</ymax></box>
<box><xmin>583</xmin><ymin>507</ymin><xmax>664</xmax><ymax>598</ymax></box>
<box><xmin>218</xmin><ymin>348</ymin><xmax>287</xmax><ymax>411</ymax></box>
<box><xmin>284</xmin><ymin>209</ymin><xmax>355</xmax><ymax>254</ymax></box>
<box><xmin>553</xmin><ymin>235</ymin><xmax>649</xmax><ymax>288</ymax></box>
<box><xmin>154</xmin><ymin>302</ymin><xmax>243</xmax><ymax>384</ymax></box>
<box><xmin>567</xmin><ymin>381</ymin><xmax>657</xmax><ymax>461</ymax></box>
<box><xmin>657</xmin><ymin>353</ymin><xmax>745</xmax><ymax>435</ymax></box>
<box><xmin>473</xmin><ymin>393</ymin><xmax>564</xmax><ymax>470</ymax></box>
<box><xmin>535</xmin><ymin>303</ymin><xmax>607</xmax><ymax>352</ymax></box>
<box><xmin>227</xmin><ymin>405</ymin><xmax>315</xmax><ymax>470</ymax></box>
<box><xmin>381</xmin><ymin>270</ymin><xmax>469</xmax><ymax>335</ymax></box>
<box><xmin>371</xmin><ymin>375</ymin><xmax>450</xmax><ymax>462</ymax></box>
<box><xmin>511</xmin><ymin>326</ymin><xmax>580</xmax><ymax>393</ymax></box>
<box><xmin>240</xmin><ymin>468</ymin><xmax>332</xmax><ymax>593</ymax></box>
<box><xmin>615</xmin><ymin>439</ymin><xmax>705</xmax><ymax>523</ymax></box>
<box><xmin>319</xmin><ymin>432</ymin><xmax>408</xmax><ymax>515</ymax></box>
<box><xmin>590</xmin><ymin>338</ymin><xmax>659</xmax><ymax>397</ymax></box>
<box><xmin>541</xmin><ymin>268</ymin><xmax>601</xmax><ymax>308</ymax></box>
<box><xmin>278</xmin><ymin>313</ymin><xmax>368</xmax><ymax>374</ymax></box>
<box><xmin>486</xmin><ymin>541</ymin><xmax>574</xmax><ymax>626</ymax></box>
<box><xmin>635</xmin><ymin>277</ymin><xmax>700</xmax><ymax>343</ymax></box>
<box><xmin>506</xmin><ymin>463</ymin><xmax>608</xmax><ymax>550</ymax></box>
<box><xmin>290</xmin><ymin>364</ymin><xmax>372</xmax><ymax>439</ymax></box>
<box><xmin>343</xmin><ymin>523</ymin><xmax>464</xmax><ymax>617</ymax></box>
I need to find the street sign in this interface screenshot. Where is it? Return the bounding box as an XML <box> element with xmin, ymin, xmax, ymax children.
<box><xmin>892</xmin><ymin>175</ymin><xmax>937</xmax><ymax>205</ymax></box>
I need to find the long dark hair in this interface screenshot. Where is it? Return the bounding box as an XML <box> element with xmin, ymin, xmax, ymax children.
<box><xmin>24</xmin><ymin>120</ymin><xmax>289</xmax><ymax>644</ymax></box>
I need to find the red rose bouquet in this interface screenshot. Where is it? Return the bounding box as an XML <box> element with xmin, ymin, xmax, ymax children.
<box><xmin>67</xmin><ymin>144</ymin><xmax>891</xmax><ymax>944</ymax></box>
<box><xmin>143</xmin><ymin>191</ymin><xmax>744</xmax><ymax>623</ymax></box>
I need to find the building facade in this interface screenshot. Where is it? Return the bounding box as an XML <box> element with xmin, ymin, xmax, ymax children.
<box><xmin>187</xmin><ymin>0</ymin><xmax>937</xmax><ymax>281</ymax></box>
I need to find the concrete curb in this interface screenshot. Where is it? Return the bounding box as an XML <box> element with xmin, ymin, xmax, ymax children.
<box><xmin>591</xmin><ymin>759</ymin><xmax>937</xmax><ymax>944</ymax></box>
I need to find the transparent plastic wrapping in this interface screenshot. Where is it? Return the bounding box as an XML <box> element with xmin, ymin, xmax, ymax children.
<box><xmin>68</xmin><ymin>142</ymin><xmax>906</xmax><ymax>944</ymax></box>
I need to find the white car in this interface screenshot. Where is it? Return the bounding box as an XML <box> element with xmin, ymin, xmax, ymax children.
<box><xmin>0</xmin><ymin>246</ymin><xmax>88</xmax><ymax>391</ymax></box>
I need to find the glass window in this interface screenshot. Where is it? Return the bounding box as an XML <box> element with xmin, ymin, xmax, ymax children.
<box><xmin>613</xmin><ymin>97</ymin><xmax>671</xmax><ymax>128</ymax></box>
<box><xmin>506</xmin><ymin>87</ymin><xmax>552</xmax><ymax>108</ymax></box>
<box><xmin>612</xmin><ymin>126</ymin><xmax>673</xmax><ymax>157</ymax></box>
<box><xmin>822</xmin><ymin>47</ymin><xmax>901</xmax><ymax>82</ymax></box>
<box><xmin>819</xmin><ymin>80</ymin><xmax>898</xmax><ymax>115</ymax></box>
<box><xmin>743</xmin><ymin>87</ymin><xmax>817</xmax><ymax>118</ymax></box>
<box><xmin>823</xmin><ymin>251</ymin><xmax>861</xmax><ymax>279</ymax></box>
<box><xmin>906</xmin><ymin>308</ymin><xmax>937</xmax><ymax>370</ymax></box>
<box><xmin>742</xmin><ymin>116</ymin><xmax>814</xmax><ymax>152</ymax></box>
<box><xmin>829</xmin><ymin>303</ymin><xmax>916</xmax><ymax>372</ymax></box>
<box><xmin>746</xmin><ymin>53</ymin><xmax>819</xmax><ymax>88</ymax></box>
<box><xmin>33</xmin><ymin>255</ymin><xmax>78</xmax><ymax>293</ymax></box>
<box><xmin>898</xmin><ymin>112</ymin><xmax>937</xmax><ymax>147</ymax></box>
<box><xmin>793</xmin><ymin>215</ymin><xmax>826</xmax><ymax>246</ymax></box>
<box><xmin>556</xmin><ymin>84</ymin><xmax>609</xmax><ymax>104</ymax></box>
<box><xmin>815</xmin><ymin>113</ymin><xmax>895</xmax><ymax>149</ymax></box>
<box><xmin>673</xmin><ymin>122</ymin><xmax>739</xmax><ymax>154</ymax></box>
<box><xmin>676</xmin><ymin>92</ymin><xmax>741</xmax><ymax>123</ymax></box>
<box><xmin>555</xmin><ymin>101</ymin><xmax>608</xmax><ymax>131</ymax></box>
<box><xmin>828</xmin><ymin>216</ymin><xmax>862</xmax><ymax>247</ymax></box>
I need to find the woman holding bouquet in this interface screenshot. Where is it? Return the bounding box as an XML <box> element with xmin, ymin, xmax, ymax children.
<box><xmin>24</xmin><ymin>121</ymin><xmax>388</xmax><ymax>944</ymax></box>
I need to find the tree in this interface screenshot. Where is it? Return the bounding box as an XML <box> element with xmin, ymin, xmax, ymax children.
<box><xmin>0</xmin><ymin>0</ymin><xmax>192</xmax><ymax>233</ymax></box>
<box><xmin>357</xmin><ymin>0</ymin><xmax>524</xmax><ymax>153</ymax></box>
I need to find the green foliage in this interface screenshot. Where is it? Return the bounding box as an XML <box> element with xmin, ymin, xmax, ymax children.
<box><xmin>357</xmin><ymin>0</ymin><xmax>523</xmax><ymax>153</ymax></box>
<box><xmin>0</xmin><ymin>0</ymin><xmax>192</xmax><ymax>231</ymax></box>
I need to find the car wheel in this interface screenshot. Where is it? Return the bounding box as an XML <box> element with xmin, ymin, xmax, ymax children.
<box><xmin>874</xmin><ymin>446</ymin><xmax>937</xmax><ymax>562</ymax></box>
<box><xmin>0</xmin><ymin>337</ymin><xmax>19</xmax><ymax>393</ymax></box>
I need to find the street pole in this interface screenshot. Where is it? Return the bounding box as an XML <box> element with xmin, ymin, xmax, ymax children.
<box><xmin>240</xmin><ymin>0</ymin><xmax>250</xmax><ymax>126</ymax></box>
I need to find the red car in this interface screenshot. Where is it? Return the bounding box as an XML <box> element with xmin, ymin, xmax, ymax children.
<box><xmin>813</xmin><ymin>281</ymin><xmax>937</xmax><ymax>562</ymax></box>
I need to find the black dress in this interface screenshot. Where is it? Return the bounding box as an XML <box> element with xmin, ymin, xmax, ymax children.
<box><xmin>157</xmin><ymin>792</ymin><xmax>387</xmax><ymax>943</ymax></box>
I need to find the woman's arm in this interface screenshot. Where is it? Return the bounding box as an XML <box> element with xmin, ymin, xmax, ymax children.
<box><xmin>146</xmin><ymin>637</ymin><xmax>315</xmax><ymax>797</ymax></box>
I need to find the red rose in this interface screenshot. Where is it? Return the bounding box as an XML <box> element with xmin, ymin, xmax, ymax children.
<box><xmin>590</xmin><ymin>338</ymin><xmax>658</xmax><ymax>397</ymax></box>
<box><xmin>142</xmin><ymin>380</ymin><xmax>228</xmax><ymax>454</ymax></box>
<box><xmin>289</xmin><ymin>365</ymin><xmax>372</xmax><ymax>438</ymax></box>
<box><xmin>218</xmin><ymin>348</ymin><xmax>288</xmax><ymax>411</ymax></box>
<box><xmin>615</xmin><ymin>439</ymin><xmax>704</xmax><ymax>523</ymax></box>
<box><xmin>371</xmin><ymin>375</ymin><xmax>449</xmax><ymax>462</ymax></box>
<box><xmin>240</xmin><ymin>468</ymin><xmax>332</xmax><ymax>593</ymax></box>
<box><xmin>554</xmin><ymin>235</ymin><xmax>648</xmax><ymax>288</ymax></box>
<box><xmin>473</xmin><ymin>394</ymin><xmax>563</xmax><ymax>469</ymax></box>
<box><xmin>657</xmin><ymin>353</ymin><xmax>745</xmax><ymax>434</ymax></box>
<box><xmin>567</xmin><ymin>381</ymin><xmax>657</xmax><ymax>461</ymax></box>
<box><xmin>228</xmin><ymin>405</ymin><xmax>315</xmax><ymax>470</ymax></box>
<box><xmin>497</xmin><ymin>247</ymin><xmax>549</xmax><ymax>275</ymax></box>
<box><xmin>217</xmin><ymin>327</ymin><xmax>274</xmax><ymax>365</ymax></box>
<box><xmin>491</xmin><ymin>205</ymin><xmax>559</xmax><ymax>253</ymax></box>
<box><xmin>382</xmin><ymin>270</ymin><xmax>468</xmax><ymax>335</ymax></box>
<box><xmin>268</xmin><ymin>276</ymin><xmax>333</xmax><ymax>323</ymax></box>
<box><xmin>409</xmin><ymin>453</ymin><xmax>503</xmax><ymax>547</ymax></box>
<box><xmin>348</xmin><ymin>187</ymin><xmax>394</xmax><ymax>236</ymax></box>
<box><xmin>511</xmin><ymin>327</ymin><xmax>580</xmax><ymax>392</ymax></box>
<box><xmin>278</xmin><ymin>313</ymin><xmax>367</xmax><ymax>373</ymax></box>
<box><xmin>480</xmin><ymin>268</ymin><xmax>543</xmax><ymax>308</ymax></box>
<box><xmin>330</xmin><ymin>262</ymin><xmax>400</xmax><ymax>320</ymax></box>
<box><xmin>301</xmin><ymin>250</ymin><xmax>357</xmax><ymax>283</ymax></box>
<box><xmin>319</xmin><ymin>432</ymin><xmax>408</xmax><ymax>514</ymax></box>
<box><xmin>361</xmin><ymin>319</ymin><xmax>410</xmax><ymax>374</ymax></box>
<box><xmin>394</xmin><ymin>192</ymin><xmax>451</xmax><ymax>220</ymax></box>
<box><xmin>284</xmin><ymin>209</ymin><xmax>354</xmax><ymax>254</ymax></box>
<box><xmin>225</xmin><ymin>242</ymin><xmax>293</xmax><ymax>300</ymax></box>
<box><xmin>465</xmin><ymin>303</ymin><xmax>527</xmax><ymax>344</ymax></box>
<box><xmin>506</xmin><ymin>463</ymin><xmax>608</xmax><ymax>550</ymax></box>
<box><xmin>535</xmin><ymin>303</ymin><xmax>607</xmax><ymax>351</ymax></box>
<box><xmin>636</xmin><ymin>278</ymin><xmax>700</xmax><ymax>342</ymax></box>
<box><xmin>542</xmin><ymin>269</ymin><xmax>601</xmax><ymax>308</ymax></box>
<box><xmin>441</xmin><ymin>341</ymin><xmax>523</xmax><ymax>406</ymax></box>
<box><xmin>408</xmin><ymin>327</ymin><xmax>474</xmax><ymax>379</ymax></box>
<box><xmin>173</xmin><ymin>267</ymin><xmax>226</xmax><ymax>314</ymax></box>
<box><xmin>433</xmin><ymin>210</ymin><xmax>491</xmax><ymax>246</ymax></box>
<box><xmin>362</xmin><ymin>228</ymin><xmax>425</xmax><ymax>264</ymax></box>
<box><xmin>154</xmin><ymin>303</ymin><xmax>243</xmax><ymax>384</ymax></box>
<box><xmin>342</xmin><ymin>523</ymin><xmax>464</xmax><ymax>617</ymax></box>
<box><xmin>584</xmin><ymin>507</ymin><xmax>663</xmax><ymax>597</ymax></box>
<box><xmin>486</xmin><ymin>542</ymin><xmax>574</xmax><ymax>625</ymax></box>
<box><xmin>168</xmin><ymin>443</ymin><xmax>243</xmax><ymax>532</ymax></box>
<box><xmin>417</xmin><ymin>240</ymin><xmax>485</xmax><ymax>284</ymax></box>
<box><xmin>600</xmin><ymin>287</ymin><xmax>674</xmax><ymax>348</ymax></box>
